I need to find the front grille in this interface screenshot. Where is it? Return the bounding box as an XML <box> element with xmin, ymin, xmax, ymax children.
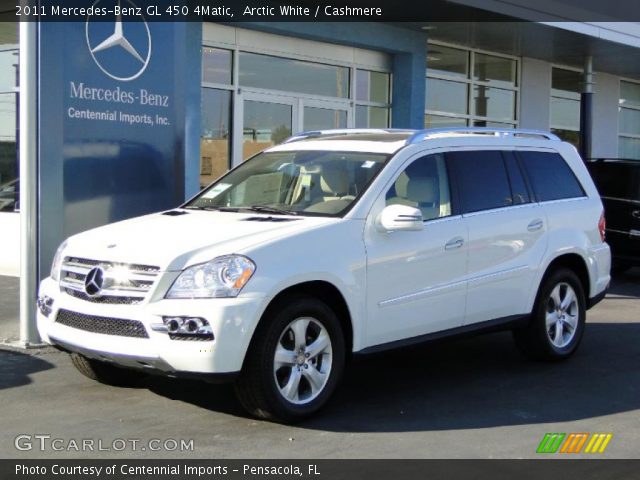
<box><xmin>56</xmin><ymin>309</ymin><xmax>149</xmax><ymax>338</ymax></box>
<box><xmin>64</xmin><ymin>288</ymin><xmax>142</xmax><ymax>305</ymax></box>
<box><xmin>59</xmin><ymin>256</ymin><xmax>160</xmax><ymax>305</ymax></box>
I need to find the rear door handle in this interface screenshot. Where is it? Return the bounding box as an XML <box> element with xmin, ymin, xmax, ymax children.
<box><xmin>527</xmin><ymin>219</ymin><xmax>544</xmax><ymax>232</ymax></box>
<box><xmin>632</xmin><ymin>210</ymin><xmax>640</xmax><ymax>219</ymax></box>
<box><xmin>445</xmin><ymin>237</ymin><xmax>464</xmax><ymax>250</ymax></box>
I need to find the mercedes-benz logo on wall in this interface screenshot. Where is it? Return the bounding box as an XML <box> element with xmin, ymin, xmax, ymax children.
<box><xmin>84</xmin><ymin>267</ymin><xmax>105</xmax><ymax>297</ymax></box>
<box><xmin>85</xmin><ymin>0</ymin><xmax>151</xmax><ymax>82</ymax></box>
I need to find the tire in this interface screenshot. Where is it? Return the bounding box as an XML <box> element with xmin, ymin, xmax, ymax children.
<box><xmin>513</xmin><ymin>268</ymin><xmax>586</xmax><ymax>361</ymax></box>
<box><xmin>70</xmin><ymin>353</ymin><xmax>147</xmax><ymax>387</ymax></box>
<box><xmin>234</xmin><ymin>295</ymin><xmax>346</xmax><ymax>423</ymax></box>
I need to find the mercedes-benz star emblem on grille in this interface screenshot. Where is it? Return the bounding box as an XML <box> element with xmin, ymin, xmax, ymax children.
<box><xmin>84</xmin><ymin>267</ymin><xmax>105</xmax><ymax>297</ymax></box>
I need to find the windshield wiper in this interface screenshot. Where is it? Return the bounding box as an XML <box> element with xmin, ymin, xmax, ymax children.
<box><xmin>183</xmin><ymin>205</ymin><xmax>239</xmax><ymax>212</ymax></box>
<box><xmin>243</xmin><ymin>205</ymin><xmax>299</xmax><ymax>216</ymax></box>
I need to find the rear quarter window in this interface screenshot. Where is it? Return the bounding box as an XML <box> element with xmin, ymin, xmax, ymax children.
<box><xmin>518</xmin><ymin>151</ymin><xmax>586</xmax><ymax>202</ymax></box>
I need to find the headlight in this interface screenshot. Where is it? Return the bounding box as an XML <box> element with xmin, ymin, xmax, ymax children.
<box><xmin>166</xmin><ymin>255</ymin><xmax>256</xmax><ymax>299</ymax></box>
<box><xmin>50</xmin><ymin>240</ymin><xmax>68</xmax><ymax>281</ymax></box>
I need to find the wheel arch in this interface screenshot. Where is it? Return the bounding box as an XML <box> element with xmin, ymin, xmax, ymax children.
<box><xmin>243</xmin><ymin>280</ymin><xmax>354</xmax><ymax>369</ymax></box>
<box><xmin>533</xmin><ymin>253</ymin><xmax>591</xmax><ymax>311</ymax></box>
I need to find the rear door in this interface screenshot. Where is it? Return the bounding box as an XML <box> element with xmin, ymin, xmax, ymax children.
<box><xmin>447</xmin><ymin>149</ymin><xmax>548</xmax><ymax>324</ymax></box>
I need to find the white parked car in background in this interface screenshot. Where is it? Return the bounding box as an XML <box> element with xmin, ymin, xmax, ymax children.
<box><xmin>37</xmin><ymin>128</ymin><xmax>611</xmax><ymax>422</ymax></box>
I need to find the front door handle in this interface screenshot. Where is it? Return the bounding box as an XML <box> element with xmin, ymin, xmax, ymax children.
<box><xmin>632</xmin><ymin>210</ymin><xmax>640</xmax><ymax>219</ymax></box>
<box><xmin>527</xmin><ymin>219</ymin><xmax>544</xmax><ymax>232</ymax></box>
<box><xmin>445</xmin><ymin>237</ymin><xmax>464</xmax><ymax>250</ymax></box>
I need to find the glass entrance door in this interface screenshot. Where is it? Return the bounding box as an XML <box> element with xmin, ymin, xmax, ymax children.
<box><xmin>238</xmin><ymin>94</ymin><xmax>350</xmax><ymax>164</ymax></box>
<box><xmin>242</xmin><ymin>96</ymin><xmax>295</xmax><ymax>160</ymax></box>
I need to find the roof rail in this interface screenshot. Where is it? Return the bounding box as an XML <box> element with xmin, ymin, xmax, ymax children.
<box><xmin>283</xmin><ymin>128</ymin><xmax>412</xmax><ymax>143</ymax></box>
<box><xmin>406</xmin><ymin>128</ymin><xmax>561</xmax><ymax>144</ymax></box>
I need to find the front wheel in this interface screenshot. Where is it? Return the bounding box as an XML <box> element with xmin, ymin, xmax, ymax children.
<box><xmin>234</xmin><ymin>295</ymin><xmax>345</xmax><ymax>423</ymax></box>
<box><xmin>513</xmin><ymin>268</ymin><xmax>586</xmax><ymax>361</ymax></box>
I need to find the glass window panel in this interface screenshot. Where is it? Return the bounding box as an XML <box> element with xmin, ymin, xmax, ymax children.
<box><xmin>620</xmin><ymin>81</ymin><xmax>640</xmax><ymax>109</ymax></box>
<box><xmin>356</xmin><ymin>70</ymin><xmax>390</xmax><ymax>103</ymax></box>
<box><xmin>427</xmin><ymin>45</ymin><xmax>468</xmax><ymax>78</ymax></box>
<box><xmin>200</xmin><ymin>89</ymin><xmax>232</xmax><ymax>188</ymax></box>
<box><xmin>0</xmin><ymin>50</ymin><xmax>18</xmax><ymax>92</ymax></box>
<box><xmin>0</xmin><ymin>92</ymin><xmax>17</xmax><ymax>210</ymax></box>
<box><xmin>551</xmin><ymin>129</ymin><xmax>581</xmax><ymax>149</ymax></box>
<box><xmin>519</xmin><ymin>151</ymin><xmax>585</xmax><ymax>201</ymax></box>
<box><xmin>424</xmin><ymin>114</ymin><xmax>467</xmax><ymax>128</ymax></box>
<box><xmin>619</xmin><ymin>136</ymin><xmax>640</xmax><ymax>160</ymax></box>
<box><xmin>304</xmin><ymin>106</ymin><xmax>347</xmax><ymax>131</ymax></box>
<box><xmin>356</xmin><ymin>106</ymin><xmax>389</xmax><ymax>128</ymax></box>
<box><xmin>472</xmin><ymin>120</ymin><xmax>515</xmax><ymax>128</ymax></box>
<box><xmin>550</xmin><ymin>97</ymin><xmax>580</xmax><ymax>130</ymax></box>
<box><xmin>386</xmin><ymin>153</ymin><xmax>452</xmax><ymax>221</ymax></box>
<box><xmin>474</xmin><ymin>53</ymin><xmax>516</xmax><ymax>87</ymax></box>
<box><xmin>619</xmin><ymin>107</ymin><xmax>640</xmax><ymax>136</ymax></box>
<box><xmin>201</xmin><ymin>47</ymin><xmax>232</xmax><ymax>85</ymax></box>
<box><xmin>239</xmin><ymin>52</ymin><xmax>349</xmax><ymax>98</ymax></box>
<box><xmin>449</xmin><ymin>150</ymin><xmax>513</xmax><ymax>212</ymax></box>
<box><xmin>242</xmin><ymin>100</ymin><xmax>292</xmax><ymax>160</ymax></box>
<box><xmin>552</xmin><ymin>68</ymin><xmax>582</xmax><ymax>96</ymax></box>
<box><xmin>427</xmin><ymin>78</ymin><xmax>468</xmax><ymax>115</ymax></box>
<box><xmin>473</xmin><ymin>86</ymin><xmax>515</xmax><ymax>121</ymax></box>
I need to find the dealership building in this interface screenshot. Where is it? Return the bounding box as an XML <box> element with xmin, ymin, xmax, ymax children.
<box><xmin>0</xmin><ymin>1</ymin><xmax>639</xmax><ymax>344</ymax></box>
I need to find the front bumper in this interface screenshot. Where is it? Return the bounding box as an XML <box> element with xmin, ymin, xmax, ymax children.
<box><xmin>37</xmin><ymin>277</ymin><xmax>266</xmax><ymax>375</ymax></box>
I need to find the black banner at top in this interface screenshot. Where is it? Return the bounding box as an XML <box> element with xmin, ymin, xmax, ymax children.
<box><xmin>2</xmin><ymin>0</ymin><xmax>640</xmax><ymax>22</ymax></box>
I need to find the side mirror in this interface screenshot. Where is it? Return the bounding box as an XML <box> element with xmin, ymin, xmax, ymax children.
<box><xmin>376</xmin><ymin>204</ymin><xmax>424</xmax><ymax>232</ymax></box>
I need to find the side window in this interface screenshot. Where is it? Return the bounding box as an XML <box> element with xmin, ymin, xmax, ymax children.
<box><xmin>448</xmin><ymin>150</ymin><xmax>513</xmax><ymax>213</ymax></box>
<box><xmin>385</xmin><ymin>153</ymin><xmax>452</xmax><ymax>221</ymax></box>
<box><xmin>518</xmin><ymin>151</ymin><xmax>586</xmax><ymax>201</ymax></box>
<box><xmin>503</xmin><ymin>152</ymin><xmax>531</xmax><ymax>205</ymax></box>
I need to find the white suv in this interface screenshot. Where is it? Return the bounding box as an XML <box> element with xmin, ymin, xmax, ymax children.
<box><xmin>37</xmin><ymin>128</ymin><xmax>611</xmax><ymax>422</ymax></box>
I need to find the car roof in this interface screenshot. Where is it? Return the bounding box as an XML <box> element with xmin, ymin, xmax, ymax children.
<box><xmin>267</xmin><ymin>128</ymin><xmax>564</xmax><ymax>155</ymax></box>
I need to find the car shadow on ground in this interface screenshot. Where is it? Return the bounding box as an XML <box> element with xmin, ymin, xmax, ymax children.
<box><xmin>0</xmin><ymin>349</ymin><xmax>56</xmax><ymax>390</ymax></box>
<box><xmin>144</xmin><ymin>318</ymin><xmax>640</xmax><ymax>432</ymax></box>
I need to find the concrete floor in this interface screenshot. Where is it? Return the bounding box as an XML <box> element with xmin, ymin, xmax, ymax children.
<box><xmin>1</xmin><ymin>270</ymin><xmax>639</xmax><ymax>459</ymax></box>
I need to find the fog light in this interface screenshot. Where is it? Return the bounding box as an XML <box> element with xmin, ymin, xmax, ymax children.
<box><xmin>185</xmin><ymin>317</ymin><xmax>203</xmax><ymax>333</ymax></box>
<box><xmin>166</xmin><ymin>317</ymin><xmax>183</xmax><ymax>333</ymax></box>
<box><xmin>37</xmin><ymin>295</ymin><xmax>54</xmax><ymax>318</ymax></box>
<box><xmin>161</xmin><ymin>316</ymin><xmax>213</xmax><ymax>341</ymax></box>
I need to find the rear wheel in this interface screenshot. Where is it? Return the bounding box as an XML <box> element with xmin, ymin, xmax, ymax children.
<box><xmin>234</xmin><ymin>295</ymin><xmax>345</xmax><ymax>423</ymax></box>
<box><xmin>513</xmin><ymin>268</ymin><xmax>586</xmax><ymax>361</ymax></box>
<box><xmin>70</xmin><ymin>353</ymin><xmax>147</xmax><ymax>387</ymax></box>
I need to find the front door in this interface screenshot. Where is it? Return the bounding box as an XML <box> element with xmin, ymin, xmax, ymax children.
<box><xmin>364</xmin><ymin>152</ymin><xmax>469</xmax><ymax>347</ymax></box>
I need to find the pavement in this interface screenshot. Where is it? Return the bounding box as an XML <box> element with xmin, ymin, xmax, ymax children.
<box><xmin>0</xmin><ymin>270</ymin><xmax>639</xmax><ymax>459</ymax></box>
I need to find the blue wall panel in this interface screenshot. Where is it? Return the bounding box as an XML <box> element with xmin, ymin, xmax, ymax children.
<box><xmin>37</xmin><ymin>19</ymin><xmax>201</xmax><ymax>278</ymax></box>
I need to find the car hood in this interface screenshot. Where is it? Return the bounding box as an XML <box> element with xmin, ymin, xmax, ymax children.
<box><xmin>63</xmin><ymin>210</ymin><xmax>336</xmax><ymax>271</ymax></box>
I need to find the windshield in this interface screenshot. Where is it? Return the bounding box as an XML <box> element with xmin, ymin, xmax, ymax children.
<box><xmin>186</xmin><ymin>150</ymin><xmax>390</xmax><ymax>216</ymax></box>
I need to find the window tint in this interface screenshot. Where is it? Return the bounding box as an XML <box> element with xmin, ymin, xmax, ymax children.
<box><xmin>448</xmin><ymin>150</ymin><xmax>512</xmax><ymax>213</ymax></box>
<box><xmin>503</xmin><ymin>152</ymin><xmax>531</xmax><ymax>205</ymax></box>
<box><xmin>518</xmin><ymin>151</ymin><xmax>585</xmax><ymax>201</ymax></box>
<box><xmin>385</xmin><ymin>153</ymin><xmax>452</xmax><ymax>221</ymax></box>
